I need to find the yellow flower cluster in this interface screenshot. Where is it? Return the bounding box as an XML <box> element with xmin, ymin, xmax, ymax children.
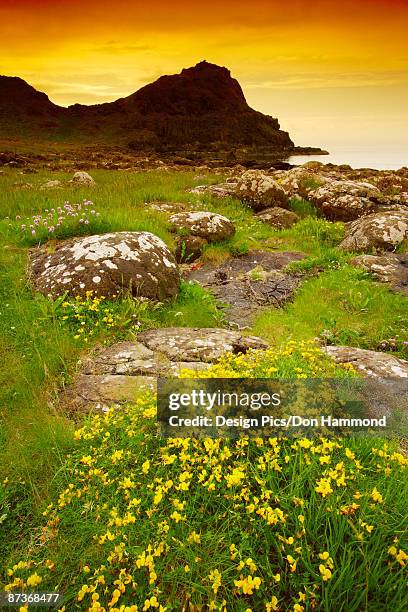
<box><xmin>5</xmin><ymin>342</ymin><xmax>407</xmax><ymax>610</ymax></box>
<box><xmin>57</xmin><ymin>290</ymin><xmax>139</xmax><ymax>343</ymax></box>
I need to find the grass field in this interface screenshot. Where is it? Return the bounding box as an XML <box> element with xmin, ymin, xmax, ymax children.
<box><xmin>0</xmin><ymin>168</ymin><xmax>407</xmax><ymax>611</ymax></box>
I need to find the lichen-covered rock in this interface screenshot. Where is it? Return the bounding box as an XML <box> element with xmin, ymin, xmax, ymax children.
<box><xmin>190</xmin><ymin>183</ymin><xmax>236</xmax><ymax>198</ymax></box>
<box><xmin>174</xmin><ymin>235</ymin><xmax>208</xmax><ymax>263</ymax></box>
<box><xmin>234</xmin><ymin>170</ymin><xmax>288</xmax><ymax>211</ymax></box>
<box><xmin>374</xmin><ymin>173</ymin><xmax>408</xmax><ymax>196</ymax></box>
<box><xmin>278</xmin><ymin>168</ymin><xmax>328</xmax><ymax>199</ymax></box>
<box><xmin>323</xmin><ymin>346</ymin><xmax>408</xmax><ymax>378</ymax></box>
<box><xmin>137</xmin><ymin>327</ymin><xmax>268</xmax><ymax>362</ymax></box>
<box><xmin>29</xmin><ymin>231</ymin><xmax>180</xmax><ymax>300</ymax></box>
<box><xmin>351</xmin><ymin>253</ymin><xmax>408</xmax><ymax>295</ymax></box>
<box><xmin>40</xmin><ymin>179</ymin><xmax>63</xmax><ymax>190</ymax></box>
<box><xmin>81</xmin><ymin>340</ymin><xmax>212</xmax><ymax>377</ymax></box>
<box><xmin>60</xmin><ymin>374</ymin><xmax>156</xmax><ymax>414</ymax></box>
<box><xmin>256</xmin><ymin>207</ymin><xmax>299</xmax><ymax>229</ymax></box>
<box><xmin>339</xmin><ymin>209</ymin><xmax>408</xmax><ymax>252</ymax></box>
<box><xmin>309</xmin><ymin>180</ymin><xmax>382</xmax><ymax>221</ymax></box>
<box><xmin>69</xmin><ymin>171</ymin><xmax>96</xmax><ymax>186</ymax></box>
<box><xmin>169</xmin><ymin>211</ymin><xmax>235</xmax><ymax>242</ymax></box>
<box><xmin>60</xmin><ymin>330</ymin><xmax>268</xmax><ymax>412</ymax></box>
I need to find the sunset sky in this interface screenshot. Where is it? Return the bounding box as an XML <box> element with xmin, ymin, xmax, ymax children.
<box><xmin>1</xmin><ymin>0</ymin><xmax>407</xmax><ymax>151</ymax></box>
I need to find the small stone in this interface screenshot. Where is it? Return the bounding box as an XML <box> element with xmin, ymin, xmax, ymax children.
<box><xmin>69</xmin><ymin>171</ymin><xmax>96</xmax><ymax>186</ymax></box>
<box><xmin>175</xmin><ymin>235</ymin><xmax>208</xmax><ymax>263</ymax></box>
<box><xmin>169</xmin><ymin>211</ymin><xmax>235</xmax><ymax>242</ymax></box>
<box><xmin>256</xmin><ymin>207</ymin><xmax>299</xmax><ymax>229</ymax></box>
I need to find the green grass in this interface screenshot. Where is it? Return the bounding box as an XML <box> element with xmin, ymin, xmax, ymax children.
<box><xmin>0</xmin><ymin>168</ymin><xmax>407</xmax><ymax>611</ymax></box>
<box><xmin>253</xmin><ymin>266</ymin><xmax>408</xmax><ymax>358</ymax></box>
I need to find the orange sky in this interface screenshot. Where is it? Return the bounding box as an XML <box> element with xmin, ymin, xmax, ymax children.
<box><xmin>1</xmin><ymin>0</ymin><xmax>407</xmax><ymax>149</ymax></box>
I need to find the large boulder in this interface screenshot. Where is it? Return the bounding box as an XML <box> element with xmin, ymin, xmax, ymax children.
<box><xmin>256</xmin><ymin>207</ymin><xmax>299</xmax><ymax>229</ymax></box>
<box><xmin>169</xmin><ymin>211</ymin><xmax>235</xmax><ymax>242</ymax></box>
<box><xmin>309</xmin><ymin>180</ymin><xmax>382</xmax><ymax>221</ymax></box>
<box><xmin>69</xmin><ymin>171</ymin><xmax>96</xmax><ymax>186</ymax></box>
<box><xmin>29</xmin><ymin>231</ymin><xmax>180</xmax><ymax>300</ymax></box>
<box><xmin>339</xmin><ymin>209</ymin><xmax>408</xmax><ymax>252</ymax></box>
<box><xmin>351</xmin><ymin>253</ymin><xmax>408</xmax><ymax>295</ymax></box>
<box><xmin>234</xmin><ymin>170</ymin><xmax>288</xmax><ymax>211</ymax></box>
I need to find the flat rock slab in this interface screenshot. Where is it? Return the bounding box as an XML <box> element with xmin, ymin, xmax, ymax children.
<box><xmin>323</xmin><ymin>345</ymin><xmax>408</xmax><ymax>378</ymax></box>
<box><xmin>60</xmin><ymin>328</ymin><xmax>268</xmax><ymax>413</ymax></box>
<box><xmin>60</xmin><ymin>374</ymin><xmax>156</xmax><ymax>414</ymax></box>
<box><xmin>187</xmin><ymin>250</ymin><xmax>306</xmax><ymax>327</ymax></box>
<box><xmin>137</xmin><ymin>327</ymin><xmax>268</xmax><ymax>361</ymax></box>
<box><xmin>351</xmin><ymin>253</ymin><xmax>408</xmax><ymax>296</ymax></box>
<box><xmin>323</xmin><ymin>345</ymin><xmax>408</xmax><ymax>421</ymax></box>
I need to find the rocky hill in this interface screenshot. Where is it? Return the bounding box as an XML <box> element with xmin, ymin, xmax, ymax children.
<box><xmin>0</xmin><ymin>61</ymin><xmax>306</xmax><ymax>155</ymax></box>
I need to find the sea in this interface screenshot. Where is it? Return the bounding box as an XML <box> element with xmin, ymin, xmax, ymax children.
<box><xmin>286</xmin><ymin>146</ymin><xmax>407</xmax><ymax>171</ymax></box>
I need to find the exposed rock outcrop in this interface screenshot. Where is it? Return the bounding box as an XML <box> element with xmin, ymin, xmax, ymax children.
<box><xmin>60</xmin><ymin>329</ymin><xmax>268</xmax><ymax>412</ymax></box>
<box><xmin>278</xmin><ymin>167</ymin><xmax>328</xmax><ymax>200</ymax></box>
<box><xmin>187</xmin><ymin>250</ymin><xmax>305</xmax><ymax>327</ymax></box>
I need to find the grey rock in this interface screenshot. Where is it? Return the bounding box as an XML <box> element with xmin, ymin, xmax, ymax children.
<box><xmin>278</xmin><ymin>168</ymin><xmax>328</xmax><ymax>199</ymax></box>
<box><xmin>169</xmin><ymin>211</ymin><xmax>235</xmax><ymax>242</ymax></box>
<box><xmin>60</xmin><ymin>328</ymin><xmax>268</xmax><ymax>412</ymax></box>
<box><xmin>351</xmin><ymin>253</ymin><xmax>408</xmax><ymax>295</ymax></box>
<box><xmin>69</xmin><ymin>171</ymin><xmax>96</xmax><ymax>186</ymax></box>
<box><xmin>29</xmin><ymin>231</ymin><xmax>180</xmax><ymax>300</ymax></box>
<box><xmin>309</xmin><ymin>180</ymin><xmax>382</xmax><ymax>221</ymax></box>
<box><xmin>323</xmin><ymin>345</ymin><xmax>408</xmax><ymax>378</ymax></box>
<box><xmin>256</xmin><ymin>207</ymin><xmax>299</xmax><ymax>229</ymax></box>
<box><xmin>339</xmin><ymin>209</ymin><xmax>408</xmax><ymax>252</ymax></box>
<box><xmin>187</xmin><ymin>250</ymin><xmax>306</xmax><ymax>327</ymax></box>
<box><xmin>137</xmin><ymin>327</ymin><xmax>268</xmax><ymax>362</ymax></box>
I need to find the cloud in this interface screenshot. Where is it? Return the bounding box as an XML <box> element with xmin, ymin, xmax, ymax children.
<box><xmin>93</xmin><ymin>41</ymin><xmax>152</xmax><ymax>54</ymax></box>
<box><xmin>244</xmin><ymin>70</ymin><xmax>408</xmax><ymax>90</ymax></box>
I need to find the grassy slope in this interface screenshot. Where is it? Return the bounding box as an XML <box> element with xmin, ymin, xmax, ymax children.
<box><xmin>0</xmin><ymin>169</ymin><xmax>407</xmax><ymax>610</ymax></box>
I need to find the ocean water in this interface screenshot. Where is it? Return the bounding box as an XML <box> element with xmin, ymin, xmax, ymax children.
<box><xmin>286</xmin><ymin>147</ymin><xmax>408</xmax><ymax>171</ymax></box>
